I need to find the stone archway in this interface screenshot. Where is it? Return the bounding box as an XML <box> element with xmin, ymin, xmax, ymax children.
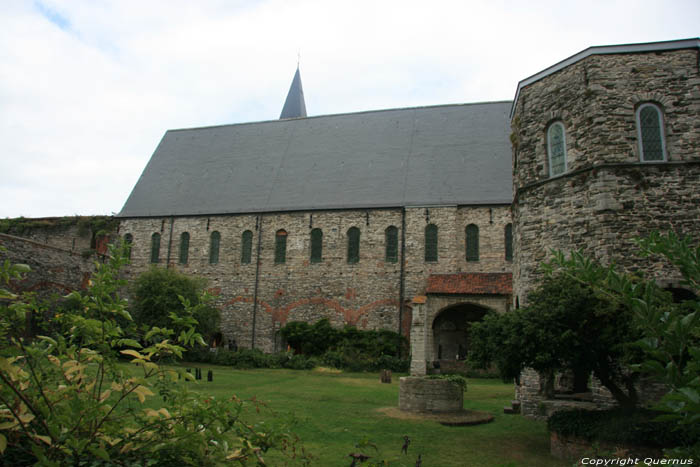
<box><xmin>432</xmin><ymin>303</ymin><xmax>490</xmax><ymax>362</ymax></box>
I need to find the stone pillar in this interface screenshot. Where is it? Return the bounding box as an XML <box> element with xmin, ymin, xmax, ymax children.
<box><xmin>409</xmin><ymin>296</ymin><xmax>428</xmax><ymax>376</ymax></box>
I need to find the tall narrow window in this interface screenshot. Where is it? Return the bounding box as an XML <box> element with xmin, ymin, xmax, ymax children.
<box><xmin>179</xmin><ymin>232</ymin><xmax>190</xmax><ymax>264</ymax></box>
<box><xmin>150</xmin><ymin>233</ymin><xmax>160</xmax><ymax>264</ymax></box>
<box><xmin>209</xmin><ymin>231</ymin><xmax>220</xmax><ymax>264</ymax></box>
<box><xmin>385</xmin><ymin>226</ymin><xmax>398</xmax><ymax>263</ymax></box>
<box><xmin>637</xmin><ymin>103</ymin><xmax>666</xmax><ymax>162</ymax></box>
<box><xmin>275</xmin><ymin>230</ymin><xmax>287</xmax><ymax>264</ymax></box>
<box><xmin>466</xmin><ymin>224</ymin><xmax>479</xmax><ymax>262</ymax></box>
<box><xmin>347</xmin><ymin>227</ymin><xmax>360</xmax><ymax>264</ymax></box>
<box><xmin>310</xmin><ymin>228</ymin><xmax>323</xmax><ymax>263</ymax></box>
<box><xmin>505</xmin><ymin>223</ymin><xmax>513</xmax><ymax>262</ymax></box>
<box><xmin>425</xmin><ymin>224</ymin><xmax>438</xmax><ymax>262</ymax></box>
<box><xmin>123</xmin><ymin>233</ymin><xmax>133</xmax><ymax>260</ymax></box>
<box><xmin>547</xmin><ymin>122</ymin><xmax>567</xmax><ymax>176</ymax></box>
<box><xmin>241</xmin><ymin>230</ymin><xmax>253</xmax><ymax>264</ymax></box>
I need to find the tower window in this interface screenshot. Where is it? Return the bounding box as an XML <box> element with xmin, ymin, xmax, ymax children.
<box><xmin>209</xmin><ymin>231</ymin><xmax>220</xmax><ymax>264</ymax></box>
<box><xmin>179</xmin><ymin>232</ymin><xmax>190</xmax><ymax>264</ymax></box>
<box><xmin>275</xmin><ymin>230</ymin><xmax>287</xmax><ymax>264</ymax></box>
<box><xmin>466</xmin><ymin>224</ymin><xmax>479</xmax><ymax>262</ymax></box>
<box><xmin>310</xmin><ymin>228</ymin><xmax>323</xmax><ymax>263</ymax></box>
<box><xmin>547</xmin><ymin>122</ymin><xmax>567</xmax><ymax>176</ymax></box>
<box><xmin>123</xmin><ymin>233</ymin><xmax>133</xmax><ymax>260</ymax></box>
<box><xmin>425</xmin><ymin>224</ymin><xmax>438</xmax><ymax>262</ymax></box>
<box><xmin>347</xmin><ymin>227</ymin><xmax>360</xmax><ymax>264</ymax></box>
<box><xmin>505</xmin><ymin>223</ymin><xmax>513</xmax><ymax>262</ymax></box>
<box><xmin>241</xmin><ymin>230</ymin><xmax>253</xmax><ymax>264</ymax></box>
<box><xmin>385</xmin><ymin>226</ymin><xmax>398</xmax><ymax>263</ymax></box>
<box><xmin>637</xmin><ymin>103</ymin><xmax>666</xmax><ymax>162</ymax></box>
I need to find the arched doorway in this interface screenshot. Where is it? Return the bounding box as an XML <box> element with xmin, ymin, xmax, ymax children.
<box><xmin>432</xmin><ymin>303</ymin><xmax>489</xmax><ymax>363</ymax></box>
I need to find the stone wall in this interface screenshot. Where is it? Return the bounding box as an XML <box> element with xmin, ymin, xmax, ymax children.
<box><xmin>511</xmin><ymin>48</ymin><xmax>700</xmax><ymax>414</ymax></box>
<box><xmin>398</xmin><ymin>376</ymin><xmax>463</xmax><ymax>413</ymax></box>
<box><xmin>0</xmin><ymin>233</ymin><xmax>95</xmax><ymax>297</ymax></box>
<box><xmin>119</xmin><ymin>204</ymin><xmax>512</xmax><ymax>352</ymax></box>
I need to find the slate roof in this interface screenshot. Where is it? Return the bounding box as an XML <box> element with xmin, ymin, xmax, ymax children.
<box><xmin>118</xmin><ymin>101</ymin><xmax>513</xmax><ymax>218</ymax></box>
<box><xmin>279</xmin><ymin>68</ymin><xmax>307</xmax><ymax>119</ymax></box>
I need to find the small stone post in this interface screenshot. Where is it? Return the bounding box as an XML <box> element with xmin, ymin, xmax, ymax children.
<box><xmin>409</xmin><ymin>296</ymin><xmax>428</xmax><ymax>376</ymax></box>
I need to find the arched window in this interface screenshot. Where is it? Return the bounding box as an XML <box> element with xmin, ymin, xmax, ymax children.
<box><xmin>466</xmin><ymin>224</ymin><xmax>479</xmax><ymax>262</ymax></box>
<box><xmin>385</xmin><ymin>226</ymin><xmax>398</xmax><ymax>263</ymax></box>
<box><xmin>123</xmin><ymin>233</ymin><xmax>133</xmax><ymax>260</ymax></box>
<box><xmin>425</xmin><ymin>224</ymin><xmax>438</xmax><ymax>262</ymax></box>
<box><xmin>547</xmin><ymin>122</ymin><xmax>567</xmax><ymax>176</ymax></box>
<box><xmin>637</xmin><ymin>103</ymin><xmax>666</xmax><ymax>162</ymax></box>
<box><xmin>505</xmin><ymin>223</ymin><xmax>513</xmax><ymax>262</ymax></box>
<box><xmin>209</xmin><ymin>231</ymin><xmax>220</xmax><ymax>264</ymax></box>
<box><xmin>241</xmin><ymin>230</ymin><xmax>253</xmax><ymax>264</ymax></box>
<box><xmin>275</xmin><ymin>230</ymin><xmax>287</xmax><ymax>264</ymax></box>
<box><xmin>347</xmin><ymin>227</ymin><xmax>360</xmax><ymax>264</ymax></box>
<box><xmin>179</xmin><ymin>232</ymin><xmax>190</xmax><ymax>264</ymax></box>
<box><xmin>310</xmin><ymin>228</ymin><xmax>323</xmax><ymax>263</ymax></box>
<box><xmin>150</xmin><ymin>233</ymin><xmax>160</xmax><ymax>264</ymax></box>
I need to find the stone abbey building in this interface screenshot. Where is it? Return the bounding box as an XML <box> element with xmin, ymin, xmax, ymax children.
<box><xmin>115</xmin><ymin>38</ymin><xmax>700</xmax><ymax>411</ymax></box>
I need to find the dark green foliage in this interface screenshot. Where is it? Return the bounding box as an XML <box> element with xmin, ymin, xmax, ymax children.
<box><xmin>469</xmin><ymin>274</ymin><xmax>641</xmax><ymax>406</ymax></box>
<box><xmin>547</xmin><ymin>408</ymin><xmax>697</xmax><ymax>449</ymax></box>
<box><xmin>466</xmin><ymin>224</ymin><xmax>479</xmax><ymax>261</ymax></box>
<box><xmin>184</xmin><ymin>348</ymin><xmax>319</xmax><ymax>370</ymax></box>
<box><xmin>130</xmin><ymin>267</ymin><xmax>220</xmax><ymax>342</ymax></box>
<box><xmin>504</xmin><ymin>223</ymin><xmax>513</xmax><ymax>261</ymax></box>
<box><xmin>310</xmin><ymin>228</ymin><xmax>322</xmax><ymax>263</ymax></box>
<box><xmin>0</xmin><ymin>215</ymin><xmax>117</xmax><ymax>237</ymax></box>
<box><xmin>426</xmin><ymin>374</ymin><xmax>469</xmax><ymax>392</ymax></box>
<box><xmin>347</xmin><ymin>227</ymin><xmax>360</xmax><ymax>264</ymax></box>
<box><xmin>385</xmin><ymin>226</ymin><xmax>398</xmax><ymax>263</ymax></box>
<box><xmin>179</xmin><ymin>232</ymin><xmax>189</xmax><ymax>264</ymax></box>
<box><xmin>209</xmin><ymin>231</ymin><xmax>220</xmax><ymax>264</ymax></box>
<box><xmin>241</xmin><ymin>230</ymin><xmax>253</xmax><ymax>264</ymax></box>
<box><xmin>279</xmin><ymin>319</ymin><xmax>409</xmax><ymax>372</ymax></box>
<box><xmin>424</xmin><ymin>223</ymin><xmax>438</xmax><ymax>262</ymax></box>
<box><xmin>150</xmin><ymin>232</ymin><xmax>160</xmax><ymax>263</ymax></box>
<box><xmin>275</xmin><ymin>230</ymin><xmax>287</xmax><ymax>264</ymax></box>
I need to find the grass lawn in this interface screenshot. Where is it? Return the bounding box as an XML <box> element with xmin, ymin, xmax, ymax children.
<box><xmin>174</xmin><ymin>364</ymin><xmax>569</xmax><ymax>466</ymax></box>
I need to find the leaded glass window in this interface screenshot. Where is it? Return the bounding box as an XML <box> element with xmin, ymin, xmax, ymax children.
<box><xmin>275</xmin><ymin>230</ymin><xmax>287</xmax><ymax>264</ymax></box>
<box><xmin>209</xmin><ymin>231</ymin><xmax>220</xmax><ymax>264</ymax></box>
<box><xmin>466</xmin><ymin>224</ymin><xmax>479</xmax><ymax>262</ymax></box>
<box><xmin>347</xmin><ymin>227</ymin><xmax>360</xmax><ymax>264</ymax></box>
<box><xmin>241</xmin><ymin>230</ymin><xmax>253</xmax><ymax>264</ymax></box>
<box><xmin>637</xmin><ymin>103</ymin><xmax>666</xmax><ymax>162</ymax></box>
<box><xmin>179</xmin><ymin>232</ymin><xmax>189</xmax><ymax>264</ymax></box>
<box><xmin>310</xmin><ymin>228</ymin><xmax>323</xmax><ymax>263</ymax></box>
<box><xmin>425</xmin><ymin>224</ymin><xmax>438</xmax><ymax>262</ymax></box>
<box><xmin>505</xmin><ymin>223</ymin><xmax>513</xmax><ymax>262</ymax></box>
<box><xmin>547</xmin><ymin>122</ymin><xmax>567</xmax><ymax>176</ymax></box>
<box><xmin>124</xmin><ymin>233</ymin><xmax>133</xmax><ymax>260</ymax></box>
<box><xmin>150</xmin><ymin>233</ymin><xmax>160</xmax><ymax>264</ymax></box>
<box><xmin>385</xmin><ymin>226</ymin><xmax>398</xmax><ymax>263</ymax></box>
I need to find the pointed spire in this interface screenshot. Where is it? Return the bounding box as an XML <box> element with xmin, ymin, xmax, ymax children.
<box><xmin>280</xmin><ymin>67</ymin><xmax>307</xmax><ymax>119</ymax></box>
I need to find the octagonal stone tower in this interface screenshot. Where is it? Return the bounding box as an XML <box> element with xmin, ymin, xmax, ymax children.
<box><xmin>510</xmin><ymin>38</ymin><xmax>700</xmax><ymax>416</ymax></box>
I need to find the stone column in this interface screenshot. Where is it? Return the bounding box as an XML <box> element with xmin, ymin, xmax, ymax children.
<box><xmin>409</xmin><ymin>296</ymin><xmax>428</xmax><ymax>376</ymax></box>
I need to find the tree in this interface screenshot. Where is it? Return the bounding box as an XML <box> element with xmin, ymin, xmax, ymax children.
<box><xmin>0</xmin><ymin>243</ymin><xmax>306</xmax><ymax>465</ymax></box>
<box><xmin>130</xmin><ymin>266</ymin><xmax>220</xmax><ymax>345</ymax></box>
<box><xmin>548</xmin><ymin>232</ymin><xmax>699</xmax><ymax>457</ymax></box>
<box><xmin>469</xmin><ymin>274</ymin><xmax>642</xmax><ymax>407</ymax></box>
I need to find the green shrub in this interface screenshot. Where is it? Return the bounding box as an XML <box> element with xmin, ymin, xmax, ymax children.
<box><xmin>547</xmin><ymin>409</ymin><xmax>696</xmax><ymax>449</ymax></box>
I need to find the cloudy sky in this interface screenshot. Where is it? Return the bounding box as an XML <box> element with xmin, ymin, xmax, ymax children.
<box><xmin>1</xmin><ymin>0</ymin><xmax>698</xmax><ymax>219</ymax></box>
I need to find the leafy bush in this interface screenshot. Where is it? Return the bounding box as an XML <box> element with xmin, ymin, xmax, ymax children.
<box><xmin>547</xmin><ymin>408</ymin><xmax>696</xmax><ymax>449</ymax></box>
<box><xmin>130</xmin><ymin>266</ymin><xmax>220</xmax><ymax>345</ymax></box>
<box><xmin>280</xmin><ymin>319</ymin><xmax>409</xmax><ymax>372</ymax></box>
<box><xmin>426</xmin><ymin>374</ymin><xmax>468</xmax><ymax>392</ymax></box>
<box><xmin>0</xmin><ymin>243</ymin><xmax>307</xmax><ymax>465</ymax></box>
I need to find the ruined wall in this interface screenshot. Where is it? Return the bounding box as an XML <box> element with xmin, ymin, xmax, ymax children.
<box><xmin>0</xmin><ymin>233</ymin><xmax>94</xmax><ymax>296</ymax></box>
<box><xmin>511</xmin><ymin>48</ymin><xmax>700</xmax><ymax>413</ymax></box>
<box><xmin>512</xmin><ymin>48</ymin><xmax>700</xmax><ymax>306</ymax></box>
<box><xmin>119</xmin><ymin>204</ymin><xmax>512</xmax><ymax>352</ymax></box>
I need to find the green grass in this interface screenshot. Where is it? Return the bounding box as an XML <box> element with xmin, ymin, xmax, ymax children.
<box><xmin>173</xmin><ymin>364</ymin><xmax>569</xmax><ymax>466</ymax></box>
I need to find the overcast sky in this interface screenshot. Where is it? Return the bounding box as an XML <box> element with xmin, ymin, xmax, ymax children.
<box><xmin>1</xmin><ymin>0</ymin><xmax>698</xmax><ymax>219</ymax></box>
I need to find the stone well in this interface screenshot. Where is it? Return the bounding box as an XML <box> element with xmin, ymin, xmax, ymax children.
<box><xmin>399</xmin><ymin>376</ymin><xmax>463</xmax><ymax>413</ymax></box>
